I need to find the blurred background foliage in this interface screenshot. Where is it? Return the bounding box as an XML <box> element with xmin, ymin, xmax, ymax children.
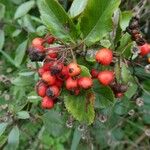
<box><xmin>0</xmin><ymin>0</ymin><xmax>150</xmax><ymax>150</ymax></box>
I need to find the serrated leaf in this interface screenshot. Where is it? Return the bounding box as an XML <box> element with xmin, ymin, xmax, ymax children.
<box><xmin>7</xmin><ymin>126</ymin><xmax>19</xmax><ymax>150</ymax></box>
<box><xmin>93</xmin><ymin>80</ymin><xmax>115</xmax><ymax>108</ymax></box>
<box><xmin>120</xmin><ymin>11</ymin><xmax>132</xmax><ymax>31</ymax></box>
<box><xmin>0</xmin><ymin>123</ymin><xmax>8</xmax><ymax>137</ymax></box>
<box><xmin>17</xmin><ymin>111</ymin><xmax>30</xmax><ymax>119</ymax></box>
<box><xmin>38</xmin><ymin>0</ymin><xmax>77</xmax><ymax>41</ymax></box>
<box><xmin>14</xmin><ymin>40</ymin><xmax>28</xmax><ymax>67</ymax></box>
<box><xmin>0</xmin><ymin>3</ymin><xmax>5</xmax><ymax>20</ymax></box>
<box><xmin>43</xmin><ymin>110</ymin><xmax>68</xmax><ymax>137</ymax></box>
<box><xmin>69</xmin><ymin>0</ymin><xmax>88</xmax><ymax>18</ymax></box>
<box><xmin>64</xmin><ymin>90</ymin><xmax>95</xmax><ymax>125</ymax></box>
<box><xmin>14</xmin><ymin>0</ymin><xmax>35</xmax><ymax>19</ymax></box>
<box><xmin>0</xmin><ymin>30</ymin><xmax>5</xmax><ymax>50</ymax></box>
<box><xmin>80</xmin><ymin>65</ymin><xmax>91</xmax><ymax>77</ymax></box>
<box><xmin>80</xmin><ymin>0</ymin><xmax>120</xmax><ymax>46</ymax></box>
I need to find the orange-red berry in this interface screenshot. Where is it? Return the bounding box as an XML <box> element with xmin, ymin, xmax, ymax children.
<box><xmin>46</xmin><ymin>85</ymin><xmax>60</xmax><ymax>98</ymax></box>
<box><xmin>67</xmin><ymin>63</ymin><xmax>81</xmax><ymax>77</ymax></box>
<box><xmin>115</xmin><ymin>93</ymin><xmax>124</xmax><ymax>98</ymax></box>
<box><xmin>98</xmin><ymin>71</ymin><xmax>114</xmax><ymax>86</ymax></box>
<box><xmin>41</xmin><ymin>96</ymin><xmax>54</xmax><ymax>109</ymax></box>
<box><xmin>66</xmin><ymin>77</ymin><xmax>78</xmax><ymax>91</ymax></box>
<box><xmin>36</xmin><ymin>81</ymin><xmax>48</xmax><ymax>97</ymax></box>
<box><xmin>95</xmin><ymin>48</ymin><xmax>113</xmax><ymax>65</ymax></box>
<box><xmin>57</xmin><ymin>66</ymin><xmax>69</xmax><ymax>80</ymax></box>
<box><xmin>139</xmin><ymin>43</ymin><xmax>150</xmax><ymax>57</ymax></box>
<box><xmin>78</xmin><ymin>77</ymin><xmax>93</xmax><ymax>89</ymax></box>
<box><xmin>32</xmin><ymin>38</ymin><xmax>45</xmax><ymax>52</ymax></box>
<box><xmin>42</xmin><ymin>71</ymin><xmax>56</xmax><ymax>85</ymax></box>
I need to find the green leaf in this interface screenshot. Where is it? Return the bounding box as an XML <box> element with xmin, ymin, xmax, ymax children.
<box><xmin>93</xmin><ymin>80</ymin><xmax>115</xmax><ymax>108</ymax></box>
<box><xmin>0</xmin><ymin>3</ymin><xmax>5</xmax><ymax>20</ymax></box>
<box><xmin>120</xmin><ymin>11</ymin><xmax>132</xmax><ymax>31</ymax></box>
<box><xmin>17</xmin><ymin>111</ymin><xmax>30</xmax><ymax>119</ymax></box>
<box><xmin>7</xmin><ymin>126</ymin><xmax>19</xmax><ymax>150</ymax></box>
<box><xmin>69</xmin><ymin>0</ymin><xmax>88</xmax><ymax>18</ymax></box>
<box><xmin>80</xmin><ymin>0</ymin><xmax>120</xmax><ymax>46</ymax></box>
<box><xmin>38</xmin><ymin>0</ymin><xmax>77</xmax><ymax>41</ymax></box>
<box><xmin>14</xmin><ymin>40</ymin><xmax>28</xmax><ymax>67</ymax></box>
<box><xmin>71</xmin><ymin>128</ymin><xmax>81</xmax><ymax>150</ymax></box>
<box><xmin>80</xmin><ymin>65</ymin><xmax>91</xmax><ymax>77</ymax></box>
<box><xmin>64</xmin><ymin>90</ymin><xmax>95</xmax><ymax>125</ymax></box>
<box><xmin>0</xmin><ymin>30</ymin><xmax>5</xmax><ymax>50</ymax></box>
<box><xmin>0</xmin><ymin>50</ymin><xmax>16</xmax><ymax>67</ymax></box>
<box><xmin>43</xmin><ymin>110</ymin><xmax>68</xmax><ymax>137</ymax></box>
<box><xmin>14</xmin><ymin>0</ymin><xmax>35</xmax><ymax>19</ymax></box>
<box><xmin>0</xmin><ymin>123</ymin><xmax>8</xmax><ymax>137</ymax></box>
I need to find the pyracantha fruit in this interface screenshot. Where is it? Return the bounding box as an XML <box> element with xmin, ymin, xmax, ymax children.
<box><xmin>67</xmin><ymin>63</ymin><xmax>81</xmax><ymax>77</ymax></box>
<box><xmin>78</xmin><ymin>77</ymin><xmax>93</xmax><ymax>89</ymax></box>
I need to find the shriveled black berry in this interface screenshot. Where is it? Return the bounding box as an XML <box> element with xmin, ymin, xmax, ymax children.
<box><xmin>28</xmin><ymin>47</ymin><xmax>45</xmax><ymax>62</ymax></box>
<box><xmin>46</xmin><ymin>88</ymin><xmax>54</xmax><ymax>97</ymax></box>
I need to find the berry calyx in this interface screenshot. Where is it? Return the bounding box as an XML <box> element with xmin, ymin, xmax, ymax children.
<box><xmin>42</xmin><ymin>71</ymin><xmax>56</xmax><ymax>85</ymax></box>
<box><xmin>41</xmin><ymin>96</ymin><xmax>54</xmax><ymax>109</ymax></box>
<box><xmin>67</xmin><ymin>63</ymin><xmax>81</xmax><ymax>77</ymax></box>
<box><xmin>139</xmin><ymin>43</ymin><xmax>150</xmax><ymax>57</ymax></box>
<box><xmin>46</xmin><ymin>85</ymin><xmax>60</xmax><ymax>98</ymax></box>
<box><xmin>90</xmin><ymin>69</ymin><xmax>99</xmax><ymax>78</ymax></box>
<box><xmin>36</xmin><ymin>81</ymin><xmax>47</xmax><ymax>97</ymax></box>
<box><xmin>98</xmin><ymin>71</ymin><xmax>114</xmax><ymax>86</ymax></box>
<box><xmin>95</xmin><ymin>48</ymin><xmax>113</xmax><ymax>65</ymax></box>
<box><xmin>78</xmin><ymin>77</ymin><xmax>93</xmax><ymax>89</ymax></box>
<box><xmin>66</xmin><ymin>77</ymin><xmax>78</xmax><ymax>91</ymax></box>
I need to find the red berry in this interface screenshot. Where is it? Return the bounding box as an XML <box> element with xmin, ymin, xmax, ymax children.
<box><xmin>32</xmin><ymin>38</ymin><xmax>45</xmax><ymax>52</ymax></box>
<box><xmin>78</xmin><ymin>77</ymin><xmax>93</xmax><ymax>89</ymax></box>
<box><xmin>139</xmin><ymin>43</ymin><xmax>150</xmax><ymax>57</ymax></box>
<box><xmin>98</xmin><ymin>71</ymin><xmax>114</xmax><ymax>86</ymax></box>
<box><xmin>91</xmin><ymin>69</ymin><xmax>99</xmax><ymax>78</ymax></box>
<box><xmin>67</xmin><ymin>63</ymin><xmax>81</xmax><ymax>77</ymax></box>
<box><xmin>48</xmin><ymin>52</ymin><xmax>58</xmax><ymax>59</ymax></box>
<box><xmin>38</xmin><ymin>67</ymin><xmax>45</xmax><ymax>77</ymax></box>
<box><xmin>46</xmin><ymin>36</ymin><xmax>55</xmax><ymax>44</ymax></box>
<box><xmin>95</xmin><ymin>48</ymin><xmax>113</xmax><ymax>65</ymax></box>
<box><xmin>66</xmin><ymin>77</ymin><xmax>78</xmax><ymax>91</ymax></box>
<box><xmin>41</xmin><ymin>96</ymin><xmax>54</xmax><ymax>109</ymax></box>
<box><xmin>55</xmin><ymin>79</ymin><xmax>63</xmax><ymax>89</ymax></box>
<box><xmin>46</xmin><ymin>85</ymin><xmax>60</xmax><ymax>98</ymax></box>
<box><xmin>57</xmin><ymin>66</ymin><xmax>69</xmax><ymax>80</ymax></box>
<box><xmin>115</xmin><ymin>93</ymin><xmax>124</xmax><ymax>98</ymax></box>
<box><xmin>42</xmin><ymin>71</ymin><xmax>56</xmax><ymax>85</ymax></box>
<box><xmin>36</xmin><ymin>81</ymin><xmax>47</xmax><ymax>97</ymax></box>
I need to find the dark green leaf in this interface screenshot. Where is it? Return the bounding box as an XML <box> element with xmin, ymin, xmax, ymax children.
<box><xmin>0</xmin><ymin>123</ymin><xmax>8</xmax><ymax>137</ymax></box>
<box><xmin>120</xmin><ymin>11</ymin><xmax>132</xmax><ymax>31</ymax></box>
<box><xmin>43</xmin><ymin>110</ymin><xmax>68</xmax><ymax>137</ymax></box>
<box><xmin>93</xmin><ymin>80</ymin><xmax>115</xmax><ymax>108</ymax></box>
<box><xmin>14</xmin><ymin>40</ymin><xmax>28</xmax><ymax>67</ymax></box>
<box><xmin>80</xmin><ymin>0</ymin><xmax>120</xmax><ymax>45</ymax></box>
<box><xmin>0</xmin><ymin>3</ymin><xmax>5</xmax><ymax>20</ymax></box>
<box><xmin>7</xmin><ymin>126</ymin><xmax>19</xmax><ymax>150</ymax></box>
<box><xmin>0</xmin><ymin>30</ymin><xmax>5</xmax><ymax>50</ymax></box>
<box><xmin>71</xmin><ymin>128</ymin><xmax>81</xmax><ymax>150</ymax></box>
<box><xmin>80</xmin><ymin>65</ymin><xmax>91</xmax><ymax>77</ymax></box>
<box><xmin>38</xmin><ymin>0</ymin><xmax>77</xmax><ymax>41</ymax></box>
<box><xmin>17</xmin><ymin>111</ymin><xmax>30</xmax><ymax>119</ymax></box>
<box><xmin>14</xmin><ymin>0</ymin><xmax>35</xmax><ymax>19</ymax></box>
<box><xmin>69</xmin><ymin>0</ymin><xmax>88</xmax><ymax>18</ymax></box>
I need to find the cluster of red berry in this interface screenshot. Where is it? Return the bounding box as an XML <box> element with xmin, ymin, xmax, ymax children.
<box><xmin>28</xmin><ymin>32</ymin><xmax>150</xmax><ymax>109</ymax></box>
